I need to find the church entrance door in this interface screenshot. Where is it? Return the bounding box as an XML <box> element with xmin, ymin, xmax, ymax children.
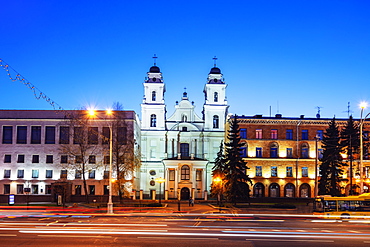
<box><xmin>180</xmin><ymin>187</ymin><xmax>190</xmax><ymax>200</ymax></box>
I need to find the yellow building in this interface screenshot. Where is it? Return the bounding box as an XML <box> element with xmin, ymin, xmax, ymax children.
<box><xmin>227</xmin><ymin>114</ymin><xmax>370</xmax><ymax>198</ymax></box>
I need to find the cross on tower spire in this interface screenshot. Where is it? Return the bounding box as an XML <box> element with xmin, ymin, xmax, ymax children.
<box><xmin>213</xmin><ymin>56</ymin><xmax>218</xmax><ymax>67</ymax></box>
<box><xmin>153</xmin><ymin>54</ymin><xmax>158</xmax><ymax>66</ymax></box>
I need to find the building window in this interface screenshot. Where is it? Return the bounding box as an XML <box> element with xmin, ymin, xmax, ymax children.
<box><xmin>32</xmin><ymin>169</ymin><xmax>39</xmax><ymax>178</ymax></box>
<box><xmin>196</xmin><ymin>169</ymin><xmax>202</xmax><ymax>181</ymax></box>
<box><xmin>302</xmin><ymin>167</ymin><xmax>308</xmax><ymax>177</ymax></box>
<box><xmin>32</xmin><ymin>155</ymin><xmax>39</xmax><ymax>163</ymax></box>
<box><xmin>75</xmin><ymin>155</ymin><xmax>82</xmax><ymax>163</ymax></box>
<box><xmin>150</xmin><ymin>114</ymin><xmax>157</xmax><ymax>127</ymax></box>
<box><xmin>316</xmin><ymin>130</ymin><xmax>323</xmax><ymax>140</ymax></box>
<box><xmin>152</xmin><ymin>91</ymin><xmax>156</xmax><ymax>101</ymax></box>
<box><xmin>4</xmin><ymin>169</ymin><xmax>11</xmax><ymax>178</ymax></box>
<box><xmin>88</xmin><ymin>127</ymin><xmax>98</xmax><ymax>144</ymax></box>
<box><xmin>104</xmin><ymin>185</ymin><xmax>109</xmax><ymax>195</ymax></box>
<box><xmin>271</xmin><ymin>166</ymin><xmax>278</xmax><ymax>177</ymax></box>
<box><xmin>60</xmin><ymin>170</ymin><xmax>67</xmax><ymax>179</ymax></box>
<box><xmin>286</xmin><ymin>148</ymin><xmax>293</xmax><ymax>158</ymax></box>
<box><xmin>17</xmin><ymin>154</ymin><xmax>25</xmax><ymax>163</ymax></box>
<box><xmin>214</xmin><ymin>92</ymin><xmax>218</xmax><ymax>102</ymax></box>
<box><xmin>240</xmin><ymin>128</ymin><xmax>247</xmax><ymax>139</ymax></box>
<box><xmin>270</xmin><ymin>143</ymin><xmax>278</xmax><ymax>158</ymax></box>
<box><xmin>2</xmin><ymin>126</ymin><xmax>13</xmax><ymax>144</ymax></box>
<box><xmin>104</xmin><ymin>156</ymin><xmax>110</xmax><ymax>164</ymax></box>
<box><xmin>102</xmin><ymin>127</ymin><xmax>109</xmax><ymax>144</ymax></box>
<box><xmin>46</xmin><ymin>155</ymin><xmax>53</xmax><ymax>164</ymax></box>
<box><xmin>286</xmin><ymin>167</ymin><xmax>293</xmax><ymax>177</ymax></box>
<box><xmin>256</xmin><ymin>129</ymin><xmax>262</xmax><ymax>139</ymax></box>
<box><xmin>302</xmin><ymin>129</ymin><xmax>308</xmax><ymax>140</ymax></box>
<box><xmin>75</xmin><ymin>185</ymin><xmax>81</xmax><ymax>195</ymax></box>
<box><xmin>181</xmin><ymin>165</ymin><xmax>190</xmax><ymax>180</ymax></box>
<box><xmin>256</xmin><ymin>166</ymin><xmax>262</xmax><ymax>177</ymax></box>
<box><xmin>213</xmin><ymin>115</ymin><xmax>219</xmax><ymax>128</ymax></box>
<box><xmin>103</xmin><ymin>171</ymin><xmax>109</xmax><ymax>179</ymax></box>
<box><xmin>117</xmin><ymin>127</ymin><xmax>127</xmax><ymax>145</ymax></box>
<box><xmin>32</xmin><ymin>185</ymin><xmax>38</xmax><ymax>194</ymax></box>
<box><xmin>4</xmin><ymin>154</ymin><xmax>11</xmax><ymax>163</ymax></box>
<box><xmin>16</xmin><ymin>126</ymin><xmax>27</xmax><ymax>144</ymax></box>
<box><xmin>271</xmin><ymin>129</ymin><xmax>278</xmax><ymax>139</ymax></box>
<box><xmin>45</xmin><ymin>126</ymin><xmax>55</xmax><ymax>144</ymax></box>
<box><xmin>74</xmin><ymin>127</ymin><xmax>84</xmax><ymax>144</ymax></box>
<box><xmin>17</xmin><ymin>184</ymin><xmax>24</xmax><ymax>194</ymax></box>
<box><xmin>286</xmin><ymin>129</ymin><xmax>293</xmax><ymax>140</ymax></box>
<box><xmin>45</xmin><ymin>185</ymin><xmax>52</xmax><ymax>194</ymax></box>
<box><xmin>46</xmin><ymin>170</ymin><xmax>53</xmax><ymax>178</ymax></box>
<box><xmin>75</xmin><ymin>170</ymin><xmax>82</xmax><ymax>179</ymax></box>
<box><xmin>61</xmin><ymin>155</ymin><xmax>68</xmax><ymax>163</ymax></box>
<box><xmin>17</xmin><ymin>169</ymin><xmax>24</xmax><ymax>178</ymax></box>
<box><xmin>4</xmin><ymin>184</ymin><xmax>10</xmax><ymax>194</ymax></box>
<box><xmin>240</xmin><ymin>147</ymin><xmax>247</xmax><ymax>157</ymax></box>
<box><xmin>89</xmin><ymin>185</ymin><xmax>95</xmax><ymax>195</ymax></box>
<box><xmin>150</xmin><ymin>180</ymin><xmax>155</xmax><ymax>186</ymax></box>
<box><xmin>180</xmin><ymin>143</ymin><xmax>190</xmax><ymax>158</ymax></box>
<box><xmin>59</xmin><ymin>126</ymin><xmax>70</xmax><ymax>144</ymax></box>
<box><xmin>169</xmin><ymin>169</ymin><xmax>175</xmax><ymax>181</ymax></box>
<box><xmin>301</xmin><ymin>143</ymin><xmax>309</xmax><ymax>158</ymax></box>
<box><xmin>256</xmin><ymin>147</ymin><xmax>262</xmax><ymax>158</ymax></box>
<box><xmin>89</xmin><ymin>155</ymin><xmax>96</xmax><ymax>164</ymax></box>
<box><xmin>182</xmin><ymin>127</ymin><xmax>187</xmax><ymax>131</ymax></box>
<box><xmin>89</xmin><ymin>170</ymin><xmax>96</xmax><ymax>179</ymax></box>
<box><xmin>31</xmin><ymin>126</ymin><xmax>41</xmax><ymax>144</ymax></box>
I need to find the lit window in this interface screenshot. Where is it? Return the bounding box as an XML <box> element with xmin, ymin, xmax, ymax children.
<box><xmin>286</xmin><ymin>167</ymin><xmax>293</xmax><ymax>177</ymax></box>
<box><xmin>256</xmin><ymin>129</ymin><xmax>262</xmax><ymax>139</ymax></box>
<box><xmin>181</xmin><ymin>165</ymin><xmax>190</xmax><ymax>180</ymax></box>
<box><xmin>286</xmin><ymin>148</ymin><xmax>293</xmax><ymax>158</ymax></box>
<box><xmin>256</xmin><ymin>166</ymin><xmax>262</xmax><ymax>176</ymax></box>
<box><xmin>32</xmin><ymin>169</ymin><xmax>39</xmax><ymax>178</ymax></box>
<box><xmin>169</xmin><ymin>169</ymin><xmax>175</xmax><ymax>181</ymax></box>
<box><xmin>256</xmin><ymin>147</ymin><xmax>262</xmax><ymax>158</ymax></box>
<box><xmin>301</xmin><ymin>143</ymin><xmax>309</xmax><ymax>158</ymax></box>
<box><xmin>271</xmin><ymin>129</ymin><xmax>278</xmax><ymax>139</ymax></box>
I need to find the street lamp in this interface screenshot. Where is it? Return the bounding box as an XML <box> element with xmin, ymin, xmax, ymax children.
<box><xmin>155</xmin><ymin>177</ymin><xmax>165</xmax><ymax>204</ymax></box>
<box><xmin>88</xmin><ymin>109</ymin><xmax>114</xmax><ymax>214</ymax></box>
<box><xmin>359</xmin><ymin>102</ymin><xmax>370</xmax><ymax>195</ymax></box>
<box><xmin>212</xmin><ymin>176</ymin><xmax>223</xmax><ymax>212</ymax></box>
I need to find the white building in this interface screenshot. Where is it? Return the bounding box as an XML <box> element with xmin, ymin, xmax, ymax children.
<box><xmin>140</xmin><ymin>64</ymin><xmax>229</xmax><ymax>200</ymax></box>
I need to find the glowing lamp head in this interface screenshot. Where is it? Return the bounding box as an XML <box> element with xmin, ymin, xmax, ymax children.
<box><xmin>360</xmin><ymin>102</ymin><xmax>368</xmax><ymax>109</ymax></box>
<box><xmin>213</xmin><ymin>177</ymin><xmax>222</xmax><ymax>183</ymax></box>
<box><xmin>88</xmin><ymin>109</ymin><xmax>96</xmax><ymax>116</ymax></box>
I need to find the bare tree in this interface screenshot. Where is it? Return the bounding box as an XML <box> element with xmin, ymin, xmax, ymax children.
<box><xmin>59</xmin><ymin>111</ymin><xmax>102</xmax><ymax>203</ymax></box>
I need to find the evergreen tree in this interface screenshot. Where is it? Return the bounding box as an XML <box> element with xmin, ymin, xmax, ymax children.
<box><xmin>318</xmin><ymin>118</ymin><xmax>346</xmax><ymax>196</ymax></box>
<box><xmin>340</xmin><ymin>115</ymin><xmax>359</xmax><ymax>194</ymax></box>
<box><xmin>210</xmin><ymin>142</ymin><xmax>225</xmax><ymax>203</ymax></box>
<box><xmin>223</xmin><ymin>115</ymin><xmax>252</xmax><ymax>204</ymax></box>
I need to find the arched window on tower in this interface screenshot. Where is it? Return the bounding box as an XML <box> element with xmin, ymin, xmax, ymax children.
<box><xmin>150</xmin><ymin>114</ymin><xmax>156</xmax><ymax>127</ymax></box>
<box><xmin>213</xmin><ymin>115</ymin><xmax>219</xmax><ymax>128</ymax></box>
<box><xmin>214</xmin><ymin>92</ymin><xmax>218</xmax><ymax>102</ymax></box>
<box><xmin>152</xmin><ymin>91</ymin><xmax>156</xmax><ymax>101</ymax></box>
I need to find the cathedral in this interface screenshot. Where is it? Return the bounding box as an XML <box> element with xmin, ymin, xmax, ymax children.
<box><xmin>139</xmin><ymin>62</ymin><xmax>229</xmax><ymax>200</ymax></box>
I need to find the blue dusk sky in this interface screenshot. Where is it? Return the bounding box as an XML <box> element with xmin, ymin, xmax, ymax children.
<box><xmin>0</xmin><ymin>1</ymin><xmax>369</xmax><ymax>120</ymax></box>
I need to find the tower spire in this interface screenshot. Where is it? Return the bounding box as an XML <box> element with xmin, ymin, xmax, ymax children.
<box><xmin>153</xmin><ymin>54</ymin><xmax>158</xmax><ymax>66</ymax></box>
<box><xmin>213</xmin><ymin>56</ymin><xmax>218</xmax><ymax>67</ymax></box>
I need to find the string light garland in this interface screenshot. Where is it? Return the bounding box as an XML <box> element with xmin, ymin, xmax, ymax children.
<box><xmin>0</xmin><ymin>58</ymin><xmax>64</xmax><ymax>111</ymax></box>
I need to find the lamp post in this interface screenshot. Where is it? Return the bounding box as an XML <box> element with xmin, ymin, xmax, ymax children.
<box><xmin>359</xmin><ymin>103</ymin><xmax>370</xmax><ymax>195</ymax></box>
<box><xmin>155</xmin><ymin>177</ymin><xmax>165</xmax><ymax>204</ymax></box>
<box><xmin>89</xmin><ymin>109</ymin><xmax>114</xmax><ymax>214</ymax></box>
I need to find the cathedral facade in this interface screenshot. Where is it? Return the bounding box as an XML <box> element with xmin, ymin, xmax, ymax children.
<box><xmin>139</xmin><ymin>64</ymin><xmax>229</xmax><ymax>200</ymax></box>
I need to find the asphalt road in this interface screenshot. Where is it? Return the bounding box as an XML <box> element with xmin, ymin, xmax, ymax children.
<box><xmin>0</xmin><ymin>213</ymin><xmax>370</xmax><ymax>246</ymax></box>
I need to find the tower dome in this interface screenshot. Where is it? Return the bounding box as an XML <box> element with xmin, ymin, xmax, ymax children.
<box><xmin>149</xmin><ymin>66</ymin><xmax>160</xmax><ymax>73</ymax></box>
<box><xmin>210</xmin><ymin>67</ymin><xmax>221</xmax><ymax>74</ymax></box>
